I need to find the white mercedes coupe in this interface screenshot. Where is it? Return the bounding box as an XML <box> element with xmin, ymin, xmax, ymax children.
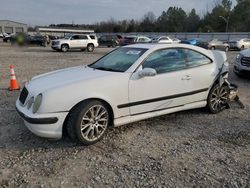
<box><xmin>16</xmin><ymin>44</ymin><xmax>230</xmax><ymax>145</ymax></box>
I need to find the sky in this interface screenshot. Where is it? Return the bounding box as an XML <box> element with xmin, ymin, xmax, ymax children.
<box><xmin>0</xmin><ymin>0</ymin><xmax>237</xmax><ymax>26</ymax></box>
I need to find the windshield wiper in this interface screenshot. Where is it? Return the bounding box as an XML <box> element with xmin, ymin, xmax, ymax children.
<box><xmin>92</xmin><ymin>67</ymin><xmax>123</xmax><ymax>72</ymax></box>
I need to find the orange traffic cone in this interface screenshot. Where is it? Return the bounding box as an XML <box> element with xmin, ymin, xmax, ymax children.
<box><xmin>9</xmin><ymin>65</ymin><xmax>20</xmax><ymax>91</ymax></box>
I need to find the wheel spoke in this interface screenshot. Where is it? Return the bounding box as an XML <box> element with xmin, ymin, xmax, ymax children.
<box><xmin>212</xmin><ymin>101</ymin><xmax>217</xmax><ymax>109</ymax></box>
<box><xmin>221</xmin><ymin>96</ymin><xmax>228</xmax><ymax>101</ymax></box>
<box><xmin>81</xmin><ymin>123</ymin><xmax>91</xmax><ymax>131</ymax></box>
<box><xmin>82</xmin><ymin>116</ymin><xmax>91</xmax><ymax>122</ymax></box>
<box><xmin>98</xmin><ymin>118</ymin><xmax>108</xmax><ymax>122</ymax></box>
<box><xmin>97</xmin><ymin>111</ymin><xmax>107</xmax><ymax>119</ymax></box>
<box><xmin>83</xmin><ymin>126</ymin><xmax>92</xmax><ymax>137</ymax></box>
<box><xmin>95</xmin><ymin>106</ymin><xmax>102</xmax><ymax>116</ymax></box>
<box><xmin>89</xmin><ymin>107</ymin><xmax>95</xmax><ymax>118</ymax></box>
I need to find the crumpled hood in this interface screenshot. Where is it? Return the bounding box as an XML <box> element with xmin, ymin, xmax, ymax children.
<box><xmin>240</xmin><ymin>49</ymin><xmax>250</xmax><ymax>57</ymax></box>
<box><xmin>26</xmin><ymin>66</ymin><xmax>115</xmax><ymax>94</ymax></box>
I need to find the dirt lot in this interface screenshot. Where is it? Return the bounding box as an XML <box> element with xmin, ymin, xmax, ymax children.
<box><xmin>0</xmin><ymin>42</ymin><xmax>249</xmax><ymax>187</ymax></box>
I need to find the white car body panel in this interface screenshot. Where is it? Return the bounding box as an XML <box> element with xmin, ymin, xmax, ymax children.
<box><xmin>16</xmin><ymin>43</ymin><xmax>228</xmax><ymax>139</ymax></box>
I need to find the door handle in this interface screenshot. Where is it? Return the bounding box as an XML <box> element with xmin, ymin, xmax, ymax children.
<box><xmin>181</xmin><ymin>75</ymin><xmax>192</xmax><ymax>80</ymax></box>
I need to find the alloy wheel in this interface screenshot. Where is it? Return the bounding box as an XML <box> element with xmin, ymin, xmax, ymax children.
<box><xmin>80</xmin><ymin>105</ymin><xmax>108</xmax><ymax>142</ymax></box>
<box><xmin>210</xmin><ymin>86</ymin><xmax>228</xmax><ymax>112</ymax></box>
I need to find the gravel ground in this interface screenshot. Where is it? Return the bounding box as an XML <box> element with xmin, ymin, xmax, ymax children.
<box><xmin>0</xmin><ymin>43</ymin><xmax>249</xmax><ymax>187</ymax></box>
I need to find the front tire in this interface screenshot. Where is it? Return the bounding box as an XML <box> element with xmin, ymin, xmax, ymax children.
<box><xmin>207</xmin><ymin>84</ymin><xmax>229</xmax><ymax>114</ymax></box>
<box><xmin>87</xmin><ymin>44</ymin><xmax>94</xmax><ymax>52</ymax></box>
<box><xmin>61</xmin><ymin>44</ymin><xmax>69</xmax><ymax>52</ymax></box>
<box><xmin>66</xmin><ymin>100</ymin><xmax>111</xmax><ymax>145</ymax></box>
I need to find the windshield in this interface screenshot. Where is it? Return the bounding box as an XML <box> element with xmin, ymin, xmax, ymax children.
<box><xmin>89</xmin><ymin>47</ymin><xmax>147</xmax><ymax>72</ymax></box>
<box><xmin>64</xmin><ymin>35</ymin><xmax>72</xmax><ymax>39</ymax></box>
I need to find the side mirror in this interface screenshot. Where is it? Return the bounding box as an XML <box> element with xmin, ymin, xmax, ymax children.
<box><xmin>138</xmin><ymin>68</ymin><xmax>157</xmax><ymax>78</ymax></box>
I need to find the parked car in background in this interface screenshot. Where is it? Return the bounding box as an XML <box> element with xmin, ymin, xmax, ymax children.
<box><xmin>10</xmin><ymin>33</ymin><xmax>47</xmax><ymax>46</ymax></box>
<box><xmin>152</xmin><ymin>36</ymin><xmax>181</xmax><ymax>44</ymax></box>
<box><xmin>152</xmin><ymin>36</ymin><xmax>173</xmax><ymax>44</ymax></box>
<box><xmin>98</xmin><ymin>34</ymin><xmax>123</xmax><ymax>47</ymax></box>
<box><xmin>2</xmin><ymin>33</ymin><xmax>13</xmax><ymax>42</ymax></box>
<box><xmin>172</xmin><ymin>38</ymin><xmax>181</xmax><ymax>43</ymax></box>
<box><xmin>234</xmin><ymin>48</ymin><xmax>250</xmax><ymax>76</ymax></box>
<box><xmin>51</xmin><ymin>34</ymin><xmax>98</xmax><ymax>52</ymax></box>
<box><xmin>208</xmin><ymin>39</ymin><xmax>229</xmax><ymax>51</ymax></box>
<box><xmin>229</xmin><ymin>38</ymin><xmax>250</xmax><ymax>50</ymax></box>
<box><xmin>28</xmin><ymin>35</ymin><xmax>47</xmax><ymax>46</ymax></box>
<box><xmin>120</xmin><ymin>36</ymin><xmax>151</xmax><ymax>46</ymax></box>
<box><xmin>181</xmin><ymin>38</ymin><xmax>209</xmax><ymax>49</ymax></box>
<box><xmin>16</xmin><ymin>43</ymin><xmax>230</xmax><ymax>145</ymax></box>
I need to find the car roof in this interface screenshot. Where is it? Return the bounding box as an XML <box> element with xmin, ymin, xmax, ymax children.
<box><xmin>124</xmin><ymin>43</ymin><xmax>204</xmax><ymax>50</ymax></box>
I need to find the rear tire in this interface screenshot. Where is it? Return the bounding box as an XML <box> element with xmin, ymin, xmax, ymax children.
<box><xmin>241</xmin><ymin>45</ymin><xmax>244</xmax><ymax>50</ymax></box>
<box><xmin>225</xmin><ymin>46</ymin><xmax>229</xmax><ymax>52</ymax></box>
<box><xmin>66</xmin><ymin>100</ymin><xmax>112</xmax><ymax>145</ymax></box>
<box><xmin>211</xmin><ymin>46</ymin><xmax>215</xmax><ymax>50</ymax></box>
<box><xmin>87</xmin><ymin>44</ymin><xmax>94</xmax><ymax>52</ymax></box>
<box><xmin>207</xmin><ymin>84</ymin><xmax>229</xmax><ymax>114</ymax></box>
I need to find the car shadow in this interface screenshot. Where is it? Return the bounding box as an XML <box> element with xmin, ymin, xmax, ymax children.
<box><xmin>0</xmin><ymin>108</ymin><xmax>208</xmax><ymax>151</ymax></box>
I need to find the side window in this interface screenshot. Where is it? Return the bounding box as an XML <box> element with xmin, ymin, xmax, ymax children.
<box><xmin>138</xmin><ymin>37</ymin><xmax>145</xmax><ymax>42</ymax></box>
<box><xmin>100</xmin><ymin>36</ymin><xmax>106</xmax><ymax>41</ymax></box>
<box><xmin>159</xmin><ymin>37</ymin><xmax>168</xmax><ymax>41</ymax></box>
<box><xmin>142</xmin><ymin>49</ymin><xmax>186</xmax><ymax>74</ymax></box>
<box><xmin>79</xmin><ymin>35</ymin><xmax>88</xmax><ymax>40</ymax></box>
<box><xmin>71</xmin><ymin>35</ymin><xmax>80</xmax><ymax>40</ymax></box>
<box><xmin>186</xmin><ymin>49</ymin><xmax>211</xmax><ymax>67</ymax></box>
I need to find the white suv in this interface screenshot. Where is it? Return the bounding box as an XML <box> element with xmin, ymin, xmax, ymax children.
<box><xmin>234</xmin><ymin>48</ymin><xmax>250</xmax><ymax>76</ymax></box>
<box><xmin>51</xmin><ymin>34</ymin><xmax>99</xmax><ymax>52</ymax></box>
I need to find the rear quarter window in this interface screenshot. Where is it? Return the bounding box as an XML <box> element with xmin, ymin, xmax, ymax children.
<box><xmin>186</xmin><ymin>50</ymin><xmax>211</xmax><ymax>68</ymax></box>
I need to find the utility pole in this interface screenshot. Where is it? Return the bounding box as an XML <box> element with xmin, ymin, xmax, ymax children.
<box><xmin>219</xmin><ymin>14</ymin><xmax>230</xmax><ymax>32</ymax></box>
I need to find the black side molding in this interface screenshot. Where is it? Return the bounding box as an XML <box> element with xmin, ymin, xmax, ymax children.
<box><xmin>118</xmin><ymin>88</ymin><xmax>208</xmax><ymax>109</ymax></box>
<box><xmin>16</xmin><ymin>107</ymin><xmax>58</xmax><ymax>124</ymax></box>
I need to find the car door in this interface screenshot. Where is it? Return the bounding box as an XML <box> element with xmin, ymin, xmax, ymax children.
<box><xmin>70</xmin><ymin>35</ymin><xmax>80</xmax><ymax>48</ymax></box>
<box><xmin>216</xmin><ymin>41</ymin><xmax>223</xmax><ymax>50</ymax></box>
<box><xmin>184</xmin><ymin>49</ymin><xmax>215</xmax><ymax>102</ymax></box>
<box><xmin>78</xmin><ymin>35</ymin><xmax>88</xmax><ymax>48</ymax></box>
<box><xmin>128</xmin><ymin>48</ymin><xmax>194</xmax><ymax>115</ymax></box>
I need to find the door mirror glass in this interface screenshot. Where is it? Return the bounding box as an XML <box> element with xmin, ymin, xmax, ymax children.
<box><xmin>138</xmin><ymin>68</ymin><xmax>157</xmax><ymax>78</ymax></box>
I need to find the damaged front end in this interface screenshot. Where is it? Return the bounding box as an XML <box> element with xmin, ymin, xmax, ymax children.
<box><xmin>218</xmin><ymin>63</ymin><xmax>244</xmax><ymax>109</ymax></box>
